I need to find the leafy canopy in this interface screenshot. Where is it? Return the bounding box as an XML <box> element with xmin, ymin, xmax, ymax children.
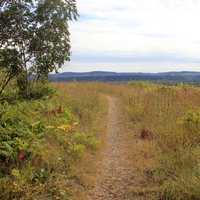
<box><xmin>0</xmin><ymin>0</ymin><xmax>78</xmax><ymax>96</ymax></box>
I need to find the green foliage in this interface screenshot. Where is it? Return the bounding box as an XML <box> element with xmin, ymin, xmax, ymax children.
<box><xmin>0</xmin><ymin>0</ymin><xmax>78</xmax><ymax>97</ymax></box>
<box><xmin>0</xmin><ymin>83</ymin><xmax>103</xmax><ymax>199</ymax></box>
<box><xmin>0</xmin><ymin>102</ymin><xmax>45</xmax><ymax>164</ymax></box>
<box><xmin>23</xmin><ymin>81</ymin><xmax>56</xmax><ymax>99</ymax></box>
<box><xmin>0</xmin><ymin>49</ymin><xmax>21</xmax><ymax>95</ymax></box>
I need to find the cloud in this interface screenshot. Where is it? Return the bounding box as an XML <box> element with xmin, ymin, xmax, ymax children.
<box><xmin>65</xmin><ymin>0</ymin><xmax>200</xmax><ymax>72</ymax></box>
<box><xmin>71</xmin><ymin>51</ymin><xmax>200</xmax><ymax>63</ymax></box>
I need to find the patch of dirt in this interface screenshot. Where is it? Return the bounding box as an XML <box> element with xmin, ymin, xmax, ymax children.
<box><xmin>88</xmin><ymin>97</ymin><xmax>141</xmax><ymax>200</ymax></box>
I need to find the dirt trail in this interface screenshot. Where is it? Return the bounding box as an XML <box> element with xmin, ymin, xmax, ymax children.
<box><xmin>87</xmin><ymin>96</ymin><xmax>139</xmax><ymax>200</ymax></box>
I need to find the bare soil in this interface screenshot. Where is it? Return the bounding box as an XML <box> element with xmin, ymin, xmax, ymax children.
<box><xmin>87</xmin><ymin>96</ymin><xmax>156</xmax><ymax>200</ymax></box>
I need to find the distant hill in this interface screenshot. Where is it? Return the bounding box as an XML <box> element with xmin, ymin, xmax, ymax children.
<box><xmin>49</xmin><ymin>71</ymin><xmax>200</xmax><ymax>83</ymax></box>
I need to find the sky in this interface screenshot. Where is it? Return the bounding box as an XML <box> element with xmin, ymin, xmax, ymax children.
<box><xmin>63</xmin><ymin>0</ymin><xmax>200</xmax><ymax>72</ymax></box>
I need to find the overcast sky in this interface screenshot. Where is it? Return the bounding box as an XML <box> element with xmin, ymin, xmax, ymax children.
<box><xmin>63</xmin><ymin>0</ymin><xmax>200</xmax><ymax>72</ymax></box>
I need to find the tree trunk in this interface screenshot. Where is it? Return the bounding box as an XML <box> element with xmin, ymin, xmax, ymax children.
<box><xmin>17</xmin><ymin>70</ymin><xmax>30</xmax><ymax>98</ymax></box>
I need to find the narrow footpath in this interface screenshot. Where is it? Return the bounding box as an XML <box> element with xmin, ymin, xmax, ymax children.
<box><xmin>88</xmin><ymin>97</ymin><xmax>136</xmax><ymax>200</ymax></box>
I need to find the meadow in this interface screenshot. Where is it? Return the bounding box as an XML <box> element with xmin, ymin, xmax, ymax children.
<box><xmin>0</xmin><ymin>81</ymin><xmax>200</xmax><ymax>200</ymax></box>
<box><xmin>118</xmin><ymin>82</ymin><xmax>200</xmax><ymax>200</ymax></box>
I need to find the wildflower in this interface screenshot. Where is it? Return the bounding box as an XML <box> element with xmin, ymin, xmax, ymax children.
<box><xmin>57</xmin><ymin>124</ymin><xmax>72</xmax><ymax>132</ymax></box>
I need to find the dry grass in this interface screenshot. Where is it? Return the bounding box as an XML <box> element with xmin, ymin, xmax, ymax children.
<box><xmin>55</xmin><ymin>81</ymin><xmax>200</xmax><ymax>200</ymax></box>
<box><xmin>53</xmin><ymin>82</ymin><xmax>109</xmax><ymax>200</ymax></box>
<box><xmin>116</xmin><ymin>82</ymin><xmax>200</xmax><ymax>200</ymax></box>
<box><xmin>2</xmin><ymin>81</ymin><xmax>199</xmax><ymax>200</ymax></box>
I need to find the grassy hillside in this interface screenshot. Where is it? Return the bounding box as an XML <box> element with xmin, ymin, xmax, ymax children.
<box><xmin>0</xmin><ymin>81</ymin><xmax>200</xmax><ymax>200</ymax></box>
<box><xmin>0</xmin><ymin>82</ymin><xmax>107</xmax><ymax>200</ymax></box>
<box><xmin>49</xmin><ymin>71</ymin><xmax>200</xmax><ymax>83</ymax></box>
<box><xmin>115</xmin><ymin>82</ymin><xmax>200</xmax><ymax>199</ymax></box>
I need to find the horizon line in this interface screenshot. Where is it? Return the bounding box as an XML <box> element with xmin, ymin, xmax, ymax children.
<box><xmin>57</xmin><ymin>70</ymin><xmax>200</xmax><ymax>74</ymax></box>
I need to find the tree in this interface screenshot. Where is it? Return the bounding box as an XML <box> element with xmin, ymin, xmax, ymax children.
<box><xmin>0</xmin><ymin>49</ymin><xmax>21</xmax><ymax>96</ymax></box>
<box><xmin>0</xmin><ymin>0</ymin><xmax>78</xmax><ymax>97</ymax></box>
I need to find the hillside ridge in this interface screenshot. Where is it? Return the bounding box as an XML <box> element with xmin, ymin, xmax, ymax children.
<box><xmin>49</xmin><ymin>71</ymin><xmax>200</xmax><ymax>82</ymax></box>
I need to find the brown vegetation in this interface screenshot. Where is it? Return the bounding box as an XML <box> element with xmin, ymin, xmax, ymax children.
<box><xmin>140</xmin><ymin>129</ymin><xmax>154</xmax><ymax>140</ymax></box>
<box><xmin>1</xmin><ymin>81</ymin><xmax>200</xmax><ymax>200</ymax></box>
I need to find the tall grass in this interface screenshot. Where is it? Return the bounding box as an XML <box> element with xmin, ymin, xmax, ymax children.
<box><xmin>1</xmin><ymin>80</ymin><xmax>199</xmax><ymax>200</ymax></box>
<box><xmin>50</xmin><ymin>82</ymin><xmax>200</xmax><ymax>200</ymax></box>
<box><xmin>119</xmin><ymin>82</ymin><xmax>200</xmax><ymax>200</ymax></box>
<box><xmin>0</xmin><ymin>82</ymin><xmax>106</xmax><ymax>200</ymax></box>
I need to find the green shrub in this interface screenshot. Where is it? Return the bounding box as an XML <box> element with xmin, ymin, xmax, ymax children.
<box><xmin>0</xmin><ymin>102</ymin><xmax>45</xmax><ymax>167</ymax></box>
<box><xmin>26</xmin><ymin>82</ymin><xmax>56</xmax><ymax>100</ymax></box>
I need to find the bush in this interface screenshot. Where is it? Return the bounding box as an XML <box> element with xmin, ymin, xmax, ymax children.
<box><xmin>0</xmin><ymin>102</ymin><xmax>45</xmax><ymax>168</ymax></box>
<box><xmin>20</xmin><ymin>81</ymin><xmax>56</xmax><ymax>100</ymax></box>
